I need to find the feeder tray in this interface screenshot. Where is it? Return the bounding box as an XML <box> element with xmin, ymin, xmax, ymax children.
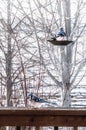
<box><xmin>47</xmin><ymin>40</ymin><xmax>73</xmax><ymax>46</ymax></box>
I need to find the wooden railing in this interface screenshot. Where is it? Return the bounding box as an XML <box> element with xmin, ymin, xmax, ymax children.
<box><xmin>0</xmin><ymin>108</ymin><xmax>86</xmax><ymax>130</ymax></box>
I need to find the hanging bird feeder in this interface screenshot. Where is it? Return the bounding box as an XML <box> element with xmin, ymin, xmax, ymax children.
<box><xmin>47</xmin><ymin>40</ymin><xmax>73</xmax><ymax>46</ymax></box>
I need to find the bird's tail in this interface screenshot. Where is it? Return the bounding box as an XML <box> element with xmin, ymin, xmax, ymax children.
<box><xmin>45</xmin><ymin>101</ymin><xmax>58</xmax><ymax>106</ymax></box>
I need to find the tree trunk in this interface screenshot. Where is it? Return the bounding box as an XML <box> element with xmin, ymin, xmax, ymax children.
<box><xmin>61</xmin><ymin>0</ymin><xmax>72</xmax><ymax>107</ymax></box>
<box><xmin>6</xmin><ymin>0</ymin><xmax>12</xmax><ymax>107</ymax></box>
<box><xmin>60</xmin><ymin>46</ymin><xmax>71</xmax><ymax>107</ymax></box>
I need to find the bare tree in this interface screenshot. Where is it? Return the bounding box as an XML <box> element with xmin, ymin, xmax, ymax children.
<box><xmin>0</xmin><ymin>0</ymin><xmax>86</xmax><ymax>109</ymax></box>
<box><xmin>18</xmin><ymin>0</ymin><xmax>86</xmax><ymax>107</ymax></box>
<box><xmin>0</xmin><ymin>0</ymin><xmax>36</xmax><ymax>107</ymax></box>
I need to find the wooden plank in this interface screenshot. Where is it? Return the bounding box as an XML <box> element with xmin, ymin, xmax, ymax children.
<box><xmin>0</xmin><ymin>108</ymin><xmax>86</xmax><ymax>116</ymax></box>
<box><xmin>0</xmin><ymin>108</ymin><xmax>85</xmax><ymax>126</ymax></box>
<box><xmin>0</xmin><ymin>115</ymin><xmax>86</xmax><ymax>126</ymax></box>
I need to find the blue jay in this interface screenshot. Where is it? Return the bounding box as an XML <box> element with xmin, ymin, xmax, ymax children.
<box><xmin>50</xmin><ymin>28</ymin><xmax>66</xmax><ymax>41</ymax></box>
<box><xmin>27</xmin><ymin>92</ymin><xmax>57</xmax><ymax>108</ymax></box>
<box><xmin>57</xmin><ymin>27</ymin><xmax>66</xmax><ymax>37</ymax></box>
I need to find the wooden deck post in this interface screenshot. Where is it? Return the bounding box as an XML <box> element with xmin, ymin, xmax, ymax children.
<box><xmin>16</xmin><ymin>126</ymin><xmax>21</xmax><ymax>130</ymax></box>
<box><xmin>54</xmin><ymin>127</ymin><xmax>58</xmax><ymax>130</ymax></box>
<box><xmin>35</xmin><ymin>127</ymin><xmax>40</xmax><ymax>130</ymax></box>
<box><xmin>74</xmin><ymin>127</ymin><xmax>78</xmax><ymax>130</ymax></box>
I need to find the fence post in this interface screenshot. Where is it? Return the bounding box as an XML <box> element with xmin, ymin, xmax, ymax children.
<box><xmin>74</xmin><ymin>127</ymin><xmax>78</xmax><ymax>130</ymax></box>
<box><xmin>54</xmin><ymin>126</ymin><xmax>58</xmax><ymax>130</ymax></box>
<box><xmin>16</xmin><ymin>126</ymin><xmax>21</xmax><ymax>130</ymax></box>
<box><xmin>35</xmin><ymin>126</ymin><xmax>40</xmax><ymax>130</ymax></box>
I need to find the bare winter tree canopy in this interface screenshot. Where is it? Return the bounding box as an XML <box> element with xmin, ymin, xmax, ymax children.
<box><xmin>0</xmin><ymin>0</ymin><xmax>86</xmax><ymax>108</ymax></box>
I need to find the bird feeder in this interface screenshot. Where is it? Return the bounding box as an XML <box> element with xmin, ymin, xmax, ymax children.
<box><xmin>47</xmin><ymin>40</ymin><xmax>73</xmax><ymax>46</ymax></box>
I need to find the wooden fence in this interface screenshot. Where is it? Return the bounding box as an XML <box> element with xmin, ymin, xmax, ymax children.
<box><xmin>0</xmin><ymin>108</ymin><xmax>86</xmax><ymax>130</ymax></box>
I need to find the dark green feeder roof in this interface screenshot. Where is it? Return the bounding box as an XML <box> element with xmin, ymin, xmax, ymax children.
<box><xmin>47</xmin><ymin>40</ymin><xmax>73</xmax><ymax>46</ymax></box>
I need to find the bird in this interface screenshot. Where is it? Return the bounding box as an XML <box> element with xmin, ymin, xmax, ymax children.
<box><xmin>27</xmin><ymin>92</ymin><xmax>58</xmax><ymax>108</ymax></box>
<box><xmin>51</xmin><ymin>33</ymin><xmax>57</xmax><ymax>41</ymax></box>
<box><xmin>27</xmin><ymin>92</ymin><xmax>49</xmax><ymax>103</ymax></box>
<box><xmin>57</xmin><ymin>27</ymin><xmax>66</xmax><ymax>37</ymax></box>
<box><xmin>50</xmin><ymin>28</ymin><xmax>66</xmax><ymax>41</ymax></box>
